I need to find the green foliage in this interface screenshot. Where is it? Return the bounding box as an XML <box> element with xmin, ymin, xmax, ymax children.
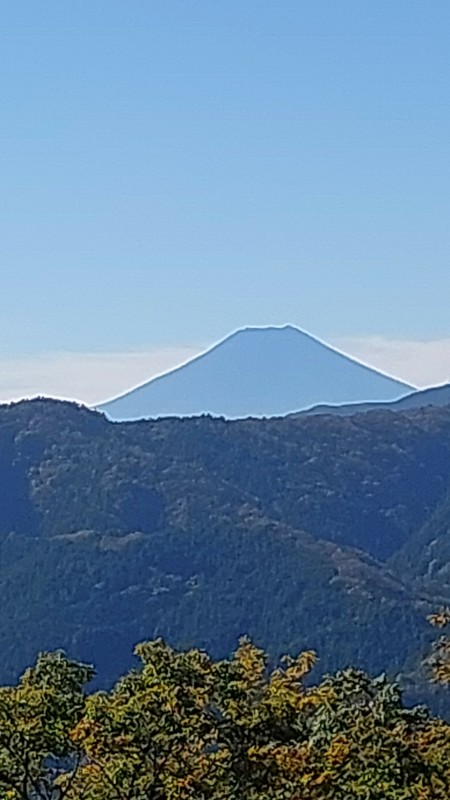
<box><xmin>3</xmin><ymin>640</ymin><xmax>450</xmax><ymax>799</ymax></box>
<box><xmin>0</xmin><ymin>651</ymin><xmax>93</xmax><ymax>799</ymax></box>
<box><xmin>426</xmin><ymin>608</ymin><xmax>450</xmax><ymax>686</ymax></box>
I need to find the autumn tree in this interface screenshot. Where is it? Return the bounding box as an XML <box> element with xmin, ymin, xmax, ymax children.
<box><xmin>427</xmin><ymin>607</ymin><xmax>450</xmax><ymax>685</ymax></box>
<box><xmin>0</xmin><ymin>650</ymin><xmax>93</xmax><ymax>800</ymax></box>
<box><xmin>66</xmin><ymin>637</ymin><xmax>450</xmax><ymax>799</ymax></box>
<box><xmin>4</xmin><ymin>637</ymin><xmax>450</xmax><ymax>799</ymax></box>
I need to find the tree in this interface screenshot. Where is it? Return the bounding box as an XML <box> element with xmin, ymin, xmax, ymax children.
<box><xmin>3</xmin><ymin>638</ymin><xmax>450</xmax><ymax>799</ymax></box>
<box><xmin>0</xmin><ymin>651</ymin><xmax>93</xmax><ymax>800</ymax></box>
<box><xmin>67</xmin><ymin>637</ymin><xmax>450</xmax><ymax>799</ymax></box>
<box><xmin>427</xmin><ymin>607</ymin><xmax>450</xmax><ymax>685</ymax></box>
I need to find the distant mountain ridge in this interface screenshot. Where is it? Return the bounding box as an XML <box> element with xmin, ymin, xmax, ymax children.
<box><xmin>98</xmin><ymin>325</ymin><xmax>412</xmax><ymax>420</ymax></box>
<box><xmin>291</xmin><ymin>383</ymin><xmax>450</xmax><ymax>419</ymax></box>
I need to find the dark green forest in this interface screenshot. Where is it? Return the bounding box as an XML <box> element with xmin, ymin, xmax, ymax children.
<box><xmin>1</xmin><ymin>398</ymin><xmax>450</xmax><ymax>706</ymax></box>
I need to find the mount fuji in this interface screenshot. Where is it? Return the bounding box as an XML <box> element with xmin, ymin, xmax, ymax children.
<box><xmin>98</xmin><ymin>325</ymin><xmax>413</xmax><ymax>420</ymax></box>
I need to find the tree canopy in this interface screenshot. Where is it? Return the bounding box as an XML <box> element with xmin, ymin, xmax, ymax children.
<box><xmin>1</xmin><ymin>638</ymin><xmax>450</xmax><ymax>800</ymax></box>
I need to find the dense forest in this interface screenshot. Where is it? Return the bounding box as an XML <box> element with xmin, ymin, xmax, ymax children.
<box><xmin>2</xmin><ymin>399</ymin><xmax>450</xmax><ymax>706</ymax></box>
<box><xmin>2</xmin><ymin>620</ymin><xmax>450</xmax><ymax>800</ymax></box>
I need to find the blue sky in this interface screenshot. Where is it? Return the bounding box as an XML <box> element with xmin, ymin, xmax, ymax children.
<box><xmin>2</xmin><ymin>1</ymin><xmax>450</xmax><ymax>400</ymax></box>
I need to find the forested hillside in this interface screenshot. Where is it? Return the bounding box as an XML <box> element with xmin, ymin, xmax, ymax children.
<box><xmin>1</xmin><ymin>398</ymin><xmax>450</xmax><ymax>703</ymax></box>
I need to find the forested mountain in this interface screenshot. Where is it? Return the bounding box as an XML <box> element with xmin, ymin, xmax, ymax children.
<box><xmin>98</xmin><ymin>325</ymin><xmax>411</xmax><ymax>419</ymax></box>
<box><xmin>1</xmin><ymin>398</ymin><xmax>450</xmax><ymax>706</ymax></box>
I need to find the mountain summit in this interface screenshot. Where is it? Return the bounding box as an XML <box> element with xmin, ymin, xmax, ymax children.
<box><xmin>98</xmin><ymin>325</ymin><xmax>413</xmax><ymax>420</ymax></box>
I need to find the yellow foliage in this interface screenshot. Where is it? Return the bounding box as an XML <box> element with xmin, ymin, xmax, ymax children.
<box><xmin>325</xmin><ymin>735</ymin><xmax>351</xmax><ymax>766</ymax></box>
<box><xmin>428</xmin><ymin>608</ymin><xmax>450</xmax><ymax>629</ymax></box>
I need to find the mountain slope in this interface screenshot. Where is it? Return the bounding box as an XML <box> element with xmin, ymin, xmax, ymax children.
<box><xmin>1</xmin><ymin>398</ymin><xmax>450</xmax><ymax>701</ymax></box>
<box><xmin>291</xmin><ymin>383</ymin><xmax>450</xmax><ymax>419</ymax></box>
<box><xmin>98</xmin><ymin>325</ymin><xmax>412</xmax><ymax>420</ymax></box>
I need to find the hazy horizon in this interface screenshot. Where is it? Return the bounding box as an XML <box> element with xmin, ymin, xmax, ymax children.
<box><xmin>4</xmin><ymin>323</ymin><xmax>449</xmax><ymax>407</ymax></box>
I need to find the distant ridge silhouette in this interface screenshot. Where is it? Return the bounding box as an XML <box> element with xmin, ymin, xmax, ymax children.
<box><xmin>290</xmin><ymin>382</ymin><xmax>450</xmax><ymax>419</ymax></box>
<box><xmin>98</xmin><ymin>325</ymin><xmax>413</xmax><ymax>420</ymax></box>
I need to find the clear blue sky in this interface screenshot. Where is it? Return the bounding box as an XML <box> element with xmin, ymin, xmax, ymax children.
<box><xmin>1</xmin><ymin>1</ymin><xmax>450</xmax><ymax>382</ymax></box>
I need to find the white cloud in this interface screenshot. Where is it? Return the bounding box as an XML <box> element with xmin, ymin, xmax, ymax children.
<box><xmin>330</xmin><ymin>336</ymin><xmax>450</xmax><ymax>389</ymax></box>
<box><xmin>0</xmin><ymin>346</ymin><xmax>200</xmax><ymax>406</ymax></box>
